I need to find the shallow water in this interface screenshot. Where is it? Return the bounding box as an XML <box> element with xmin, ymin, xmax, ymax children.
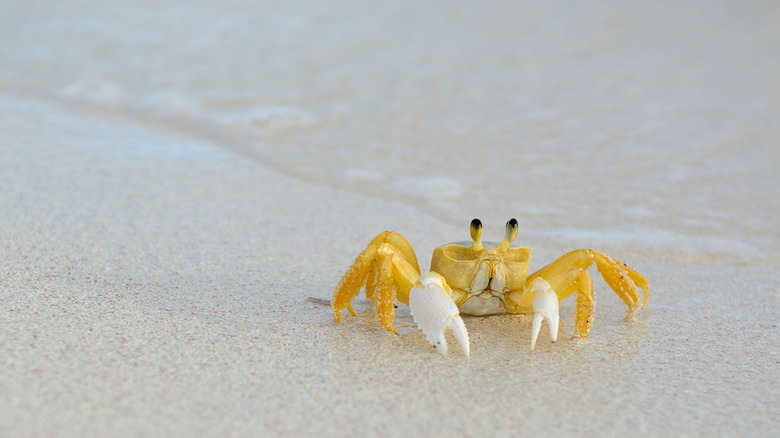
<box><xmin>2</xmin><ymin>0</ymin><xmax>778</xmax><ymax>262</ymax></box>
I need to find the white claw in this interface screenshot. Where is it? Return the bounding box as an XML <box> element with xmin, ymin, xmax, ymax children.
<box><xmin>529</xmin><ymin>278</ymin><xmax>560</xmax><ymax>351</ymax></box>
<box><xmin>409</xmin><ymin>272</ymin><xmax>470</xmax><ymax>356</ymax></box>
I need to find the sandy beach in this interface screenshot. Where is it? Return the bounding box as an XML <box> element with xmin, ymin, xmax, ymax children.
<box><xmin>1</xmin><ymin>1</ymin><xmax>779</xmax><ymax>437</ymax></box>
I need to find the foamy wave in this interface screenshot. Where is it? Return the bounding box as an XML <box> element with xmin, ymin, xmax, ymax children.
<box><xmin>55</xmin><ymin>82</ymin><xmax>316</xmax><ymax>142</ymax></box>
<box><xmin>137</xmin><ymin>94</ymin><xmax>202</xmax><ymax>123</ymax></box>
<box><xmin>340</xmin><ymin>168</ymin><xmax>386</xmax><ymax>184</ymax></box>
<box><xmin>213</xmin><ymin>107</ymin><xmax>317</xmax><ymax>137</ymax></box>
<box><xmin>58</xmin><ymin>81</ymin><xmax>130</xmax><ymax>110</ymax></box>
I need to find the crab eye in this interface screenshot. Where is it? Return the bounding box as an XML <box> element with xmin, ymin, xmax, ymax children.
<box><xmin>504</xmin><ymin>218</ymin><xmax>518</xmax><ymax>244</ymax></box>
<box><xmin>470</xmin><ymin>219</ymin><xmax>482</xmax><ymax>241</ymax></box>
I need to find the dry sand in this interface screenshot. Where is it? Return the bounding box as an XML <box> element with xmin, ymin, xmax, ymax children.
<box><xmin>1</xmin><ymin>1</ymin><xmax>779</xmax><ymax>437</ymax></box>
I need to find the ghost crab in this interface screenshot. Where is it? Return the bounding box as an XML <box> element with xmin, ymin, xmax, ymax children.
<box><xmin>332</xmin><ymin>219</ymin><xmax>648</xmax><ymax>355</ymax></box>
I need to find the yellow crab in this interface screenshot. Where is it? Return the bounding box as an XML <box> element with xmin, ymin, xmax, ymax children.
<box><xmin>332</xmin><ymin>219</ymin><xmax>648</xmax><ymax>355</ymax></box>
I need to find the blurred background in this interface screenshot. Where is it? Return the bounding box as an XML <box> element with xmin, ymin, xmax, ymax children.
<box><xmin>1</xmin><ymin>0</ymin><xmax>777</xmax><ymax>256</ymax></box>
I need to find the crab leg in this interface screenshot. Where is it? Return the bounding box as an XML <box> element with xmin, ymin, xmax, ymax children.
<box><xmin>529</xmin><ymin>278</ymin><xmax>560</xmax><ymax>351</ymax></box>
<box><xmin>526</xmin><ymin>249</ymin><xmax>648</xmax><ymax>321</ymax></box>
<box><xmin>409</xmin><ymin>272</ymin><xmax>470</xmax><ymax>356</ymax></box>
<box><xmin>368</xmin><ymin>231</ymin><xmax>420</xmax><ymax>274</ymax></box>
<box><xmin>507</xmin><ymin>268</ymin><xmax>595</xmax><ymax>341</ymax></box>
<box><xmin>332</xmin><ymin>244</ymin><xmax>377</xmax><ymax>322</ymax></box>
<box><xmin>332</xmin><ymin>232</ymin><xmax>422</xmax><ymax>332</ymax></box>
<box><xmin>373</xmin><ymin>256</ymin><xmax>399</xmax><ymax>332</ymax></box>
<box><xmin>545</xmin><ymin>269</ymin><xmax>595</xmax><ymax>338</ymax></box>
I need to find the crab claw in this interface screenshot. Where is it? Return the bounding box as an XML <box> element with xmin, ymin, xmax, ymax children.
<box><xmin>529</xmin><ymin>278</ymin><xmax>559</xmax><ymax>351</ymax></box>
<box><xmin>409</xmin><ymin>272</ymin><xmax>470</xmax><ymax>356</ymax></box>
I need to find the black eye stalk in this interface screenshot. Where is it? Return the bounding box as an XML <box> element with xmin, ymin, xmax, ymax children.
<box><xmin>470</xmin><ymin>218</ymin><xmax>517</xmax><ymax>251</ymax></box>
<box><xmin>500</xmin><ymin>218</ymin><xmax>519</xmax><ymax>251</ymax></box>
<box><xmin>470</xmin><ymin>218</ymin><xmax>483</xmax><ymax>251</ymax></box>
<box><xmin>470</xmin><ymin>218</ymin><xmax>482</xmax><ymax>240</ymax></box>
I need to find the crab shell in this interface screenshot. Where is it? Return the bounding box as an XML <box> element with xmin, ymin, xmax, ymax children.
<box><xmin>430</xmin><ymin>241</ymin><xmax>532</xmax><ymax>315</ymax></box>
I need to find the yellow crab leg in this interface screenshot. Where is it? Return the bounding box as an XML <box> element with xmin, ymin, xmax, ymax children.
<box><xmin>365</xmin><ymin>231</ymin><xmax>420</xmax><ymax>302</ymax></box>
<box><xmin>507</xmin><ymin>267</ymin><xmax>596</xmax><ymax>338</ymax></box>
<box><xmin>332</xmin><ymin>244</ymin><xmax>378</xmax><ymax>322</ymax></box>
<box><xmin>373</xmin><ymin>256</ymin><xmax>398</xmax><ymax>333</ymax></box>
<box><xmin>369</xmin><ymin>231</ymin><xmax>421</xmax><ymax>274</ymax></box>
<box><xmin>571</xmin><ymin>269</ymin><xmax>595</xmax><ymax>337</ymax></box>
<box><xmin>366</xmin><ymin>243</ymin><xmax>422</xmax><ymax>332</ymax></box>
<box><xmin>621</xmin><ymin>262</ymin><xmax>649</xmax><ymax>306</ymax></box>
<box><xmin>367</xmin><ymin>243</ymin><xmax>423</xmax><ymax>332</ymax></box>
<box><xmin>332</xmin><ymin>232</ymin><xmax>422</xmax><ymax>330</ymax></box>
<box><xmin>533</xmin><ymin>268</ymin><xmax>596</xmax><ymax>337</ymax></box>
<box><xmin>589</xmin><ymin>251</ymin><xmax>643</xmax><ymax>319</ymax></box>
<box><xmin>526</xmin><ymin>249</ymin><xmax>647</xmax><ymax>321</ymax></box>
<box><xmin>366</xmin><ymin>257</ymin><xmax>418</xmax><ymax>304</ymax></box>
<box><xmin>365</xmin><ymin>266</ymin><xmax>378</xmax><ymax>300</ymax></box>
<box><xmin>526</xmin><ymin>249</ymin><xmax>591</xmax><ymax>283</ymax></box>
